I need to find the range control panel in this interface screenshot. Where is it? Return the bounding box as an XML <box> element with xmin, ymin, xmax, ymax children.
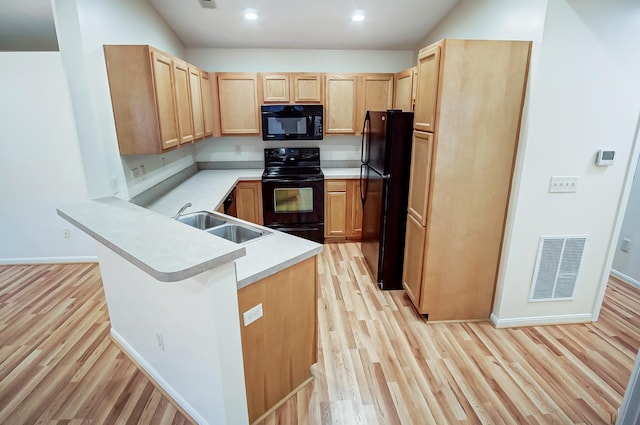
<box><xmin>264</xmin><ymin>147</ymin><xmax>320</xmax><ymax>164</ymax></box>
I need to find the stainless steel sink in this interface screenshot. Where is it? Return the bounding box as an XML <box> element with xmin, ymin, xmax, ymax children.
<box><xmin>176</xmin><ymin>211</ymin><xmax>226</xmax><ymax>230</ymax></box>
<box><xmin>207</xmin><ymin>224</ymin><xmax>269</xmax><ymax>244</ymax></box>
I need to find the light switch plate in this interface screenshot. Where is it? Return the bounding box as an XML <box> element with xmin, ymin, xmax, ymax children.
<box><xmin>243</xmin><ymin>303</ymin><xmax>263</xmax><ymax>327</ymax></box>
<box><xmin>549</xmin><ymin>176</ymin><xmax>578</xmax><ymax>193</ymax></box>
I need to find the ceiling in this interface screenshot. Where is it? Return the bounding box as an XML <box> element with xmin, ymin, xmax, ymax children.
<box><xmin>149</xmin><ymin>0</ymin><xmax>459</xmax><ymax>50</ymax></box>
<box><xmin>0</xmin><ymin>0</ymin><xmax>458</xmax><ymax>52</ymax></box>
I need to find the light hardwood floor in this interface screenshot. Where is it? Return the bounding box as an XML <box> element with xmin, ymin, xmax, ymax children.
<box><xmin>1</xmin><ymin>243</ymin><xmax>639</xmax><ymax>424</ymax></box>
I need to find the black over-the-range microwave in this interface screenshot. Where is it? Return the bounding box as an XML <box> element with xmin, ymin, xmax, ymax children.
<box><xmin>261</xmin><ymin>105</ymin><xmax>323</xmax><ymax>141</ymax></box>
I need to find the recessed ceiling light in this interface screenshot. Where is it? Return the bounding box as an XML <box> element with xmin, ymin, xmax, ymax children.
<box><xmin>352</xmin><ymin>13</ymin><xmax>365</xmax><ymax>22</ymax></box>
<box><xmin>244</xmin><ymin>11</ymin><xmax>258</xmax><ymax>20</ymax></box>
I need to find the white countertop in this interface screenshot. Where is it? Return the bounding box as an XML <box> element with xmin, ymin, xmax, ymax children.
<box><xmin>323</xmin><ymin>168</ymin><xmax>360</xmax><ymax>179</ymax></box>
<box><xmin>57</xmin><ymin>197</ymin><xmax>246</xmax><ymax>282</ymax></box>
<box><xmin>59</xmin><ymin>168</ymin><xmax>364</xmax><ymax>287</ymax></box>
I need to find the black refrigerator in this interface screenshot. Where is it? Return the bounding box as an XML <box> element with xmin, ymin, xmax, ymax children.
<box><xmin>360</xmin><ymin>110</ymin><xmax>414</xmax><ymax>290</ymax></box>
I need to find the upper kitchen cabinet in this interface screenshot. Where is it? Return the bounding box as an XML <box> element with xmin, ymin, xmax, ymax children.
<box><xmin>260</xmin><ymin>73</ymin><xmax>323</xmax><ymax>104</ymax></box>
<box><xmin>173</xmin><ymin>59</ymin><xmax>195</xmax><ymax>145</ymax></box>
<box><xmin>200</xmin><ymin>71</ymin><xmax>216</xmax><ymax>137</ymax></box>
<box><xmin>260</xmin><ymin>73</ymin><xmax>290</xmax><ymax>103</ymax></box>
<box><xmin>293</xmin><ymin>73</ymin><xmax>323</xmax><ymax>103</ymax></box>
<box><xmin>414</xmin><ymin>45</ymin><xmax>441</xmax><ymax>132</ymax></box>
<box><xmin>217</xmin><ymin>72</ymin><xmax>261</xmax><ymax>135</ymax></box>
<box><xmin>104</xmin><ymin>45</ymin><xmax>210</xmax><ymax>155</ymax></box>
<box><xmin>324</xmin><ymin>74</ymin><xmax>358</xmax><ymax>134</ymax></box>
<box><xmin>358</xmin><ymin>73</ymin><xmax>394</xmax><ymax>132</ymax></box>
<box><xmin>189</xmin><ymin>66</ymin><xmax>204</xmax><ymax>140</ymax></box>
<box><xmin>394</xmin><ymin>67</ymin><xmax>417</xmax><ymax>112</ymax></box>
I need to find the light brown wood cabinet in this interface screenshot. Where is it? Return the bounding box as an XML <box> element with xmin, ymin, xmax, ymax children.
<box><xmin>394</xmin><ymin>67</ymin><xmax>417</xmax><ymax>112</ymax></box>
<box><xmin>237</xmin><ymin>256</ymin><xmax>317</xmax><ymax>423</ymax></box>
<box><xmin>189</xmin><ymin>66</ymin><xmax>204</xmax><ymax>140</ymax></box>
<box><xmin>414</xmin><ymin>45</ymin><xmax>441</xmax><ymax>132</ymax></box>
<box><xmin>200</xmin><ymin>72</ymin><xmax>215</xmax><ymax>137</ymax></box>
<box><xmin>260</xmin><ymin>73</ymin><xmax>323</xmax><ymax>104</ymax></box>
<box><xmin>104</xmin><ymin>45</ymin><xmax>212</xmax><ymax>155</ymax></box>
<box><xmin>324</xmin><ymin>74</ymin><xmax>358</xmax><ymax>134</ymax></box>
<box><xmin>358</xmin><ymin>73</ymin><xmax>395</xmax><ymax>132</ymax></box>
<box><xmin>173</xmin><ymin>59</ymin><xmax>195</xmax><ymax>145</ymax></box>
<box><xmin>293</xmin><ymin>73</ymin><xmax>323</xmax><ymax>103</ymax></box>
<box><xmin>216</xmin><ymin>73</ymin><xmax>260</xmax><ymax>135</ymax></box>
<box><xmin>324</xmin><ymin>179</ymin><xmax>362</xmax><ymax>242</ymax></box>
<box><xmin>235</xmin><ymin>180</ymin><xmax>263</xmax><ymax>225</ymax></box>
<box><xmin>402</xmin><ymin>39</ymin><xmax>532</xmax><ymax>321</ymax></box>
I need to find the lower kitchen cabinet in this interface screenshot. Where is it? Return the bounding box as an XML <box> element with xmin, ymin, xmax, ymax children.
<box><xmin>324</xmin><ymin>179</ymin><xmax>362</xmax><ymax>242</ymax></box>
<box><xmin>237</xmin><ymin>256</ymin><xmax>318</xmax><ymax>423</ymax></box>
<box><xmin>235</xmin><ymin>181</ymin><xmax>263</xmax><ymax>225</ymax></box>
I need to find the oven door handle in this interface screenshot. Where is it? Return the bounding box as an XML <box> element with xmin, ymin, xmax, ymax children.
<box><xmin>263</xmin><ymin>177</ymin><xmax>324</xmax><ymax>184</ymax></box>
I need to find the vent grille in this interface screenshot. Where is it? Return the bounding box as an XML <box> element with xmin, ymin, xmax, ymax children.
<box><xmin>529</xmin><ymin>236</ymin><xmax>587</xmax><ymax>302</ymax></box>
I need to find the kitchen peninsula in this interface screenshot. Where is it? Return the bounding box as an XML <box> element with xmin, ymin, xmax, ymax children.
<box><xmin>57</xmin><ymin>169</ymin><xmax>323</xmax><ymax>425</ymax></box>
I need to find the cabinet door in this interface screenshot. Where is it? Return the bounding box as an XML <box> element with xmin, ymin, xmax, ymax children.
<box><xmin>217</xmin><ymin>73</ymin><xmax>260</xmax><ymax>135</ymax></box>
<box><xmin>359</xmin><ymin>73</ymin><xmax>394</xmax><ymax>130</ymax></box>
<box><xmin>402</xmin><ymin>213</ymin><xmax>426</xmax><ymax>309</ymax></box>
<box><xmin>189</xmin><ymin>66</ymin><xmax>204</xmax><ymax>140</ymax></box>
<box><xmin>394</xmin><ymin>68</ymin><xmax>415</xmax><ymax>112</ymax></box>
<box><xmin>407</xmin><ymin>131</ymin><xmax>434</xmax><ymax>226</ymax></box>
<box><xmin>293</xmin><ymin>73</ymin><xmax>322</xmax><ymax>103</ymax></box>
<box><xmin>325</xmin><ymin>180</ymin><xmax>347</xmax><ymax>238</ymax></box>
<box><xmin>173</xmin><ymin>59</ymin><xmax>195</xmax><ymax>145</ymax></box>
<box><xmin>325</xmin><ymin>74</ymin><xmax>357</xmax><ymax>134</ymax></box>
<box><xmin>347</xmin><ymin>180</ymin><xmax>362</xmax><ymax>239</ymax></box>
<box><xmin>150</xmin><ymin>50</ymin><xmax>180</xmax><ymax>150</ymax></box>
<box><xmin>414</xmin><ymin>45</ymin><xmax>441</xmax><ymax>132</ymax></box>
<box><xmin>236</xmin><ymin>181</ymin><xmax>263</xmax><ymax>225</ymax></box>
<box><xmin>200</xmin><ymin>71</ymin><xmax>214</xmax><ymax>137</ymax></box>
<box><xmin>261</xmin><ymin>74</ymin><xmax>290</xmax><ymax>103</ymax></box>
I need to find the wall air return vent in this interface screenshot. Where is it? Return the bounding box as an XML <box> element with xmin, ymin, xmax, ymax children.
<box><xmin>529</xmin><ymin>236</ymin><xmax>588</xmax><ymax>302</ymax></box>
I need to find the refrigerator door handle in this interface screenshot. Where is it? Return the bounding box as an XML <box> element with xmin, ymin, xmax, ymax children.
<box><xmin>360</xmin><ymin>112</ymin><xmax>370</xmax><ymax>164</ymax></box>
<box><xmin>360</xmin><ymin>163</ymin><xmax>368</xmax><ymax>206</ymax></box>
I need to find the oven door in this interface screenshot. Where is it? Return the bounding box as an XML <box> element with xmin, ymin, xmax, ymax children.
<box><xmin>262</xmin><ymin>177</ymin><xmax>324</xmax><ymax>225</ymax></box>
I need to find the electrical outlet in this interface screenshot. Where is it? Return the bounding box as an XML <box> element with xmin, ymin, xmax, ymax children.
<box><xmin>621</xmin><ymin>238</ymin><xmax>631</xmax><ymax>253</ymax></box>
<box><xmin>132</xmin><ymin>167</ymin><xmax>141</xmax><ymax>178</ymax></box>
<box><xmin>111</xmin><ymin>176</ymin><xmax>119</xmax><ymax>195</ymax></box>
<box><xmin>155</xmin><ymin>331</ymin><xmax>165</xmax><ymax>352</ymax></box>
<box><xmin>243</xmin><ymin>303</ymin><xmax>263</xmax><ymax>327</ymax></box>
<box><xmin>63</xmin><ymin>228</ymin><xmax>70</xmax><ymax>239</ymax></box>
<box><xmin>549</xmin><ymin>176</ymin><xmax>578</xmax><ymax>193</ymax></box>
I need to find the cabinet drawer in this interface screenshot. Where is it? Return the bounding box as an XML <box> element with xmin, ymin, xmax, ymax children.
<box><xmin>326</xmin><ymin>180</ymin><xmax>347</xmax><ymax>192</ymax></box>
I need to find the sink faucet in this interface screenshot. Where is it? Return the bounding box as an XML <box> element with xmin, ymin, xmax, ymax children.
<box><xmin>173</xmin><ymin>202</ymin><xmax>192</xmax><ymax>219</ymax></box>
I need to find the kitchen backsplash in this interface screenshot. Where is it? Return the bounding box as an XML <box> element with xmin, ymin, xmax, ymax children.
<box><xmin>123</xmin><ymin>135</ymin><xmax>362</xmax><ymax>199</ymax></box>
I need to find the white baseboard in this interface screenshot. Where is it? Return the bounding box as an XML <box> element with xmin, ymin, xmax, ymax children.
<box><xmin>490</xmin><ymin>312</ymin><xmax>593</xmax><ymax>328</ymax></box>
<box><xmin>109</xmin><ymin>329</ymin><xmax>208</xmax><ymax>425</ymax></box>
<box><xmin>611</xmin><ymin>269</ymin><xmax>640</xmax><ymax>289</ymax></box>
<box><xmin>0</xmin><ymin>256</ymin><xmax>98</xmax><ymax>265</ymax></box>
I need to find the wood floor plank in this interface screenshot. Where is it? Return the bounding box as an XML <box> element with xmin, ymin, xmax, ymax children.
<box><xmin>2</xmin><ymin>245</ymin><xmax>640</xmax><ymax>425</ymax></box>
<box><xmin>0</xmin><ymin>263</ymin><xmax>194</xmax><ymax>425</ymax></box>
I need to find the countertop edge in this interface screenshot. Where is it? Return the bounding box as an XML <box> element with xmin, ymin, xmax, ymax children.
<box><xmin>57</xmin><ymin>207</ymin><xmax>246</xmax><ymax>282</ymax></box>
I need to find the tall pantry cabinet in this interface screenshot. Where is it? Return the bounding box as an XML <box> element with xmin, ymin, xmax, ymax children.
<box><xmin>402</xmin><ymin>39</ymin><xmax>532</xmax><ymax>321</ymax></box>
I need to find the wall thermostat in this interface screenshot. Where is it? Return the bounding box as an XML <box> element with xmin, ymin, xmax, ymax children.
<box><xmin>596</xmin><ymin>150</ymin><xmax>615</xmax><ymax>166</ymax></box>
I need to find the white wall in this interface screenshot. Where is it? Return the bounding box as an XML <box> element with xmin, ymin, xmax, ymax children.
<box><xmin>187</xmin><ymin>48</ymin><xmax>415</xmax><ymax>73</ymax></box>
<box><xmin>98</xmin><ymin>245</ymin><xmax>248</xmax><ymax>425</ymax></box>
<box><xmin>53</xmin><ymin>0</ymin><xmax>195</xmax><ymax>200</ymax></box>
<box><xmin>0</xmin><ymin>52</ymin><xmax>96</xmax><ymax>263</ymax></box>
<box><xmin>613</xmin><ymin>158</ymin><xmax>640</xmax><ymax>286</ymax></box>
<box><xmin>421</xmin><ymin>0</ymin><xmax>640</xmax><ymax>326</ymax></box>
<box><xmin>188</xmin><ymin>48</ymin><xmax>415</xmax><ymax>164</ymax></box>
